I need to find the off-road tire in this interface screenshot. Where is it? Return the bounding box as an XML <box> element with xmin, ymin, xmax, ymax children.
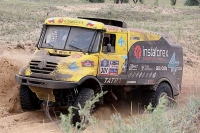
<box><xmin>20</xmin><ymin>85</ymin><xmax>41</xmax><ymax>111</ymax></box>
<box><xmin>72</xmin><ymin>88</ymin><xmax>94</xmax><ymax>127</ymax></box>
<box><xmin>144</xmin><ymin>82</ymin><xmax>172</xmax><ymax>107</ymax></box>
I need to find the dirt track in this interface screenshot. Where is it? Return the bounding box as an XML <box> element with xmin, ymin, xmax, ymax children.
<box><xmin>0</xmin><ymin>44</ymin><xmax>199</xmax><ymax>133</ymax></box>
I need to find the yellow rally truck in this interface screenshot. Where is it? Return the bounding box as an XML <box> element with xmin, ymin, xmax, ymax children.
<box><xmin>15</xmin><ymin>17</ymin><xmax>183</xmax><ymax>124</ymax></box>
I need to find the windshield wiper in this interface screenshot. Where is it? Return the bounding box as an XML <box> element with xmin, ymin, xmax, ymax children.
<box><xmin>69</xmin><ymin>44</ymin><xmax>86</xmax><ymax>54</ymax></box>
<box><xmin>46</xmin><ymin>43</ymin><xmax>54</xmax><ymax>48</ymax></box>
<box><xmin>69</xmin><ymin>44</ymin><xmax>83</xmax><ymax>51</ymax></box>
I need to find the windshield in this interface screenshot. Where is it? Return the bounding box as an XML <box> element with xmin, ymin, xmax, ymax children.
<box><xmin>41</xmin><ymin>26</ymin><xmax>98</xmax><ymax>52</ymax></box>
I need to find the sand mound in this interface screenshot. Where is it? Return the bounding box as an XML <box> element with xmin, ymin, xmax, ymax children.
<box><xmin>0</xmin><ymin>50</ymin><xmax>32</xmax><ymax>117</ymax></box>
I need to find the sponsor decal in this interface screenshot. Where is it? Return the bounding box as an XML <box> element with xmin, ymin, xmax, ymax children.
<box><xmin>168</xmin><ymin>53</ymin><xmax>182</xmax><ymax>75</ymax></box>
<box><xmin>71</xmin><ymin>54</ymin><xmax>82</xmax><ymax>58</ymax></box>
<box><xmin>68</xmin><ymin>62</ymin><xmax>79</xmax><ymax>71</ymax></box>
<box><xmin>145</xmin><ymin>73</ymin><xmax>149</xmax><ymax>78</ymax></box>
<box><xmin>139</xmin><ymin>72</ymin><xmax>143</xmax><ymax>78</ymax></box>
<box><xmin>109</xmin><ymin>60</ymin><xmax>119</xmax><ymax>75</ymax></box>
<box><xmin>100</xmin><ymin>59</ymin><xmax>119</xmax><ymax>75</ymax></box>
<box><xmin>152</xmin><ymin>72</ymin><xmax>157</xmax><ymax>78</ymax></box>
<box><xmin>118</xmin><ymin>36</ymin><xmax>125</xmax><ymax>47</ymax></box>
<box><xmin>81</xmin><ymin>60</ymin><xmax>94</xmax><ymax>67</ymax></box>
<box><xmin>127</xmin><ymin>81</ymin><xmax>136</xmax><ymax>84</ymax></box>
<box><xmin>148</xmin><ymin>79</ymin><xmax>154</xmax><ymax>83</ymax></box>
<box><xmin>135</xmin><ymin>72</ymin><xmax>140</xmax><ymax>78</ymax></box>
<box><xmin>128</xmin><ymin>72</ymin><xmax>156</xmax><ymax>79</ymax></box>
<box><xmin>48</xmin><ymin>19</ymin><xmax>54</xmax><ymax>23</ymax></box>
<box><xmin>128</xmin><ymin>72</ymin><xmax>137</xmax><ymax>78</ymax></box>
<box><xmin>142</xmin><ymin>72</ymin><xmax>146</xmax><ymax>78</ymax></box>
<box><xmin>130</xmin><ymin>36</ymin><xmax>140</xmax><ymax>40</ymax></box>
<box><xmin>58</xmin><ymin>18</ymin><xmax>64</xmax><ymax>23</ymax></box>
<box><xmin>122</xmin><ymin>55</ymin><xmax>127</xmax><ymax>59</ymax></box>
<box><xmin>129</xmin><ymin>64</ymin><xmax>138</xmax><ymax>71</ymax></box>
<box><xmin>149</xmin><ymin>72</ymin><xmax>152</xmax><ymax>78</ymax></box>
<box><xmin>156</xmin><ymin>66</ymin><xmax>167</xmax><ymax>71</ymax></box>
<box><xmin>86</xmin><ymin>21</ymin><xmax>95</xmax><ymax>27</ymax></box>
<box><xmin>122</xmin><ymin>60</ymin><xmax>127</xmax><ymax>73</ymax></box>
<box><xmin>107</xmin><ymin>27</ymin><xmax>119</xmax><ymax>32</ymax></box>
<box><xmin>143</xmin><ymin>46</ymin><xmax>168</xmax><ymax>57</ymax></box>
<box><xmin>100</xmin><ymin>59</ymin><xmax>109</xmax><ymax>75</ymax></box>
<box><xmin>104</xmin><ymin>78</ymin><xmax>121</xmax><ymax>84</ymax></box>
<box><xmin>141</xmin><ymin>65</ymin><xmax>153</xmax><ymax>71</ymax></box>
<box><xmin>134</xmin><ymin>45</ymin><xmax>142</xmax><ymax>59</ymax></box>
<box><xmin>64</xmin><ymin>19</ymin><xmax>84</xmax><ymax>24</ymax></box>
<box><xmin>133</xmin><ymin>45</ymin><xmax>169</xmax><ymax>61</ymax></box>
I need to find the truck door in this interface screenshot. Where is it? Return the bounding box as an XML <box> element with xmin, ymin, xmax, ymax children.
<box><xmin>97</xmin><ymin>33</ymin><xmax>128</xmax><ymax>85</ymax></box>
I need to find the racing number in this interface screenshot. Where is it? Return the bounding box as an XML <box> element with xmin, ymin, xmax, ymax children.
<box><xmin>168</xmin><ymin>53</ymin><xmax>179</xmax><ymax>75</ymax></box>
<box><xmin>100</xmin><ymin>67</ymin><xmax>109</xmax><ymax>74</ymax></box>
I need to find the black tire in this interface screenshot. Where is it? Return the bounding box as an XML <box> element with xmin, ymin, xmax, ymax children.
<box><xmin>144</xmin><ymin>83</ymin><xmax>173</xmax><ymax>107</ymax></box>
<box><xmin>20</xmin><ymin>85</ymin><xmax>41</xmax><ymax>111</ymax></box>
<box><xmin>72</xmin><ymin>88</ymin><xmax>94</xmax><ymax>127</ymax></box>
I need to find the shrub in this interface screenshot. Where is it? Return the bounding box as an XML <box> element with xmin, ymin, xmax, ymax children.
<box><xmin>171</xmin><ymin>0</ymin><xmax>176</xmax><ymax>5</ymax></box>
<box><xmin>60</xmin><ymin>91</ymin><xmax>106</xmax><ymax>132</ymax></box>
<box><xmin>123</xmin><ymin>0</ymin><xmax>129</xmax><ymax>3</ymax></box>
<box><xmin>106</xmin><ymin>96</ymin><xmax>200</xmax><ymax>133</ymax></box>
<box><xmin>184</xmin><ymin>0</ymin><xmax>199</xmax><ymax>6</ymax></box>
<box><xmin>133</xmin><ymin>0</ymin><xmax>144</xmax><ymax>4</ymax></box>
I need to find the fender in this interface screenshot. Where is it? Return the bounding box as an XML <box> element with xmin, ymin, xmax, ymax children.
<box><xmin>151</xmin><ymin>78</ymin><xmax>175</xmax><ymax>96</ymax></box>
<box><xmin>78</xmin><ymin>76</ymin><xmax>103</xmax><ymax>91</ymax></box>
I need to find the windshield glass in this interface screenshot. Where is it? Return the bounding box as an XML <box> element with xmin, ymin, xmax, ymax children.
<box><xmin>41</xmin><ymin>26</ymin><xmax>97</xmax><ymax>52</ymax></box>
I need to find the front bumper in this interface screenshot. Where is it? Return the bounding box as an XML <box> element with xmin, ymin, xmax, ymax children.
<box><xmin>15</xmin><ymin>74</ymin><xmax>77</xmax><ymax>89</ymax></box>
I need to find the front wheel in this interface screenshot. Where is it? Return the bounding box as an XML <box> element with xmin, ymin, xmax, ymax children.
<box><xmin>20</xmin><ymin>85</ymin><xmax>41</xmax><ymax>111</ymax></box>
<box><xmin>72</xmin><ymin>88</ymin><xmax>94</xmax><ymax>127</ymax></box>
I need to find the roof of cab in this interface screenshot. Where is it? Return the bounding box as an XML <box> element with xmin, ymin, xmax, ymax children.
<box><xmin>45</xmin><ymin>17</ymin><xmax>106</xmax><ymax>30</ymax></box>
<box><xmin>44</xmin><ymin>17</ymin><xmax>161</xmax><ymax>39</ymax></box>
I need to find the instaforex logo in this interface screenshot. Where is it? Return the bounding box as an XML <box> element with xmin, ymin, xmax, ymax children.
<box><xmin>134</xmin><ymin>45</ymin><xmax>142</xmax><ymax>59</ymax></box>
<box><xmin>134</xmin><ymin>45</ymin><xmax>169</xmax><ymax>59</ymax></box>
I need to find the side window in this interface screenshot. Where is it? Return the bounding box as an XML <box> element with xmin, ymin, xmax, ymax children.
<box><xmin>102</xmin><ymin>34</ymin><xmax>116</xmax><ymax>53</ymax></box>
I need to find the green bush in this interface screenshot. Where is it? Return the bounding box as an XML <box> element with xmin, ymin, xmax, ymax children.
<box><xmin>132</xmin><ymin>0</ymin><xmax>144</xmax><ymax>4</ymax></box>
<box><xmin>87</xmin><ymin>0</ymin><xmax>105</xmax><ymax>3</ymax></box>
<box><xmin>60</xmin><ymin>91</ymin><xmax>106</xmax><ymax>132</ymax></box>
<box><xmin>123</xmin><ymin>0</ymin><xmax>129</xmax><ymax>3</ymax></box>
<box><xmin>184</xmin><ymin>0</ymin><xmax>199</xmax><ymax>6</ymax></box>
<box><xmin>171</xmin><ymin>0</ymin><xmax>176</xmax><ymax>5</ymax></box>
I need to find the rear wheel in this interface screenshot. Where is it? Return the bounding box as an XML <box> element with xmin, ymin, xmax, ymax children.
<box><xmin>72</xmin><ymin>88</ymin><xmax>94</xmax><ymax>127</ymax></box>
<box><xmin>144</xmin><ymin>83</ymin><xmax>173</xmax><ymax>107</ymax></box>
<box><xmin>20</xmin><ymin>85</ymin><xmax>41</xmax><ymax>111</ymax></box>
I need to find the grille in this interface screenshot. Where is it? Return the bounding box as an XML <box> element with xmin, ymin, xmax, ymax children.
<box><xmin>30</xmin><ymin>60</ymin><xmax>57</xmax><ymax>74</ymax></box>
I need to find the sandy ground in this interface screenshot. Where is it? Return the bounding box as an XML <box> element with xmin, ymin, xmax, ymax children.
<box><xmin>0</xmin><ymin>43</ymin><xmax>199</xmax><ymax>133</ymax></box>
